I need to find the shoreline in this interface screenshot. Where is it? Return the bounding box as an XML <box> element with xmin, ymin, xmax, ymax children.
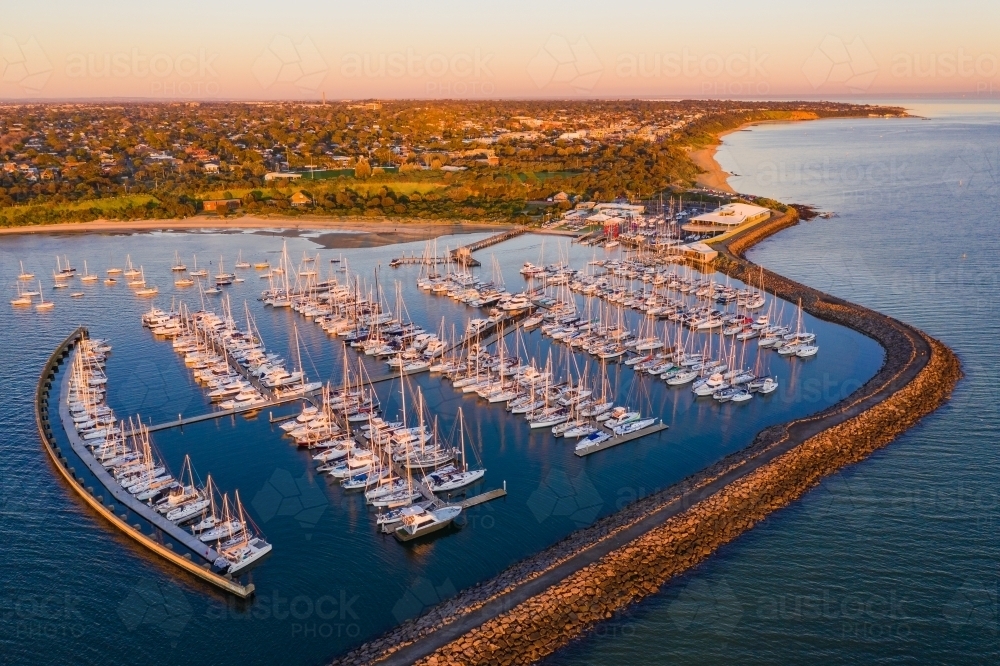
<box><xmin>0</xmin><ymin>216</ymin><xmax>514</xmax><ymax>249</ymax></box>
<box><xmin>689</xmin><ymin>113</ymin><xmax>822</xmax><ymax>193</ymax></box>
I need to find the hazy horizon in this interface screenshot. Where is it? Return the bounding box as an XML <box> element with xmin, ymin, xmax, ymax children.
<box><xmin>2</xmin><ymin>0</ymin><xmax>998</xmax><ymax>102</ymax></box>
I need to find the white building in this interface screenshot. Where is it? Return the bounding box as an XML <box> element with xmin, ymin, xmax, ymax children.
<box><xmin>679</xmin><ymin>242</ymin><xmax>719</xmax><ymax>263</ymax></box>
<box><xmin>683</xmin><ymin>203</ymin><xmax>770</xmax><ymax>235</ymax></box>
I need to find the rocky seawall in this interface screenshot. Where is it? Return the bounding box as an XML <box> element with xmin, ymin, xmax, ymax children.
<box><xmin>331</xmin><ymin>210</ymin><xmax>961</xmax><ymax>666</ymax></box>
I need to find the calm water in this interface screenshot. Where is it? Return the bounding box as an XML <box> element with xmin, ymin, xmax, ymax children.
<box><xmin>0</xmin><ymin>221</ymin><xmax>881</xmax><ymax>663</ymax></box>
<box><xmin>547</xmin><ymin>102</ymin><xmax>1000</xmax><ymax>664</ymax></box>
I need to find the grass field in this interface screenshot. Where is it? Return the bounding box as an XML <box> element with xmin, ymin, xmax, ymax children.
<box><xmin>198</xmin><ymin>179</ymin><xmax>449</xmax><ymax>201</ymax></box>
<box><xmin>1</xmin><ymin>194</ymin><xmax>160</xmax><ymax>213</ymax></box>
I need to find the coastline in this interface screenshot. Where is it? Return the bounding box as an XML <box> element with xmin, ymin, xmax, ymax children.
<box><xmin>328</xmin><ymin>127</ymin><xmax>961</xmax><ymax>666</ymax></box>
<box><xmin>0</xmin><ymin>216</ymin><xmax>514</xmax><ymax>249</ymax></box>
<box><xmin>689</xmin><ymin>113</ymin><xmax>821</xmax><ymax>193</ymax></box>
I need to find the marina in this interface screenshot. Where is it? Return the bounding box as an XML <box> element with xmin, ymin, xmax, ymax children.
<box><xmin>10</xmin><ymin>225</ymin><xmax>881</xmax><ymax>662</ymax></box>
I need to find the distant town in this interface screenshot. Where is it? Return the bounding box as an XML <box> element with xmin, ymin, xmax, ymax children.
<box><xmin>0</xmin><ymin>100</ymin><xmax>905</xmax><ymax>227</ymax></box>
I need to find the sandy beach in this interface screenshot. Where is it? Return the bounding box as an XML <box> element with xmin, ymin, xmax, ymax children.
<box><xmin>0</xmin><ymin>216</ymin><xmax>514</xmax><ymax>249</ymax></box>
<box><xmin>689</xmin><ymin>113</ymin><xmax>821</xmax><ymax>194</ymax></box>
<box><xmin>688</xmin><ymin>136</ymin><xmax>738</xmax><ymax>193</ymax></box>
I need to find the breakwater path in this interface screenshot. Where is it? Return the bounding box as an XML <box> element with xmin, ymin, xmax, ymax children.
<box><xmin>329</xmin><ymin>209</ymin><xmax>961</xmax><ymax>666</ymax></box>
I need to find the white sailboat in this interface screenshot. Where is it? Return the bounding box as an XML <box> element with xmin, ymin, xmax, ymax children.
<box><xmin>190</xmin><ymin>254</ymin><xmax>207</xmax><ymax>277</ymax></box>
<box><xmin>10</xmin><ymin>282</ymin><xmax>32</xmax><ymax>306</ymax></box>
<box><xmin>80</xmin><ymin>260</ymin><xmax>98</xmax><ymax>283</ymax></box>
<box><xmin>171</xmin><ymin>251</ymin><xmax>187</xmax><ymax>271</ymax></box>
<box><xmin>35</xmin><ymin>280</ymin><xmax>54</xmax><ymax>311</ymax></box>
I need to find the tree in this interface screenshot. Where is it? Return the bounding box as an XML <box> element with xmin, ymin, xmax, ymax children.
<box><xmin>354</xmin><ymin>157</ymin><xmax>372</xmax><ymax>179</ymax></box>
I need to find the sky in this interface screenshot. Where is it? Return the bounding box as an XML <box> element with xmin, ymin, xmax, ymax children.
<box><xmin>1</xmin><ymin>0</ymin><xmax>998</xmax><ymax>101</ymax></box>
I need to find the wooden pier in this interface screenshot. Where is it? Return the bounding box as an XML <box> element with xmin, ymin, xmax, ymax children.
<box><xmin>574</xmin><ymin>421</ymin><xmax>668</xmax><ymax>457</ymax></box>
<box><xmin>451</xmin><ymin>228</ymin><xmax>527</xmax><ymax>267</ymax></box>
<box><xmin>388</xmin><ymin>227</ymin><xmax>527</xmax><ymax>268</ymax></box>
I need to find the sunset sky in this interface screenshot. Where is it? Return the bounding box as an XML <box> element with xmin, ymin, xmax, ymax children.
<box><xmin>2</xmin><ymin>0</ymin><xmax>998</xmax><ymax>100</ymax></box>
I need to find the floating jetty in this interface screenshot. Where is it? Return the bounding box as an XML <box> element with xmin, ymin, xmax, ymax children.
<box><xmin>129</xmin><ymin>393</ymin><xmax>309</xmax><ymax>434</ymax></box>
<box><xmin>574</xmin><ymin>421</ymin><xmax>668</xmax><ymax>457</ymax></box>
<box><xmin>456</xmin><ymin>486</ymin><xmax>507</xmax><ymax>509</ymax></box>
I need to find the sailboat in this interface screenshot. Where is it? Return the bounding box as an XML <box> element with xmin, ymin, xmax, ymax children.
<box><xmin>127</xmin><ymin>266</ymin><xmax>147</xmax><ymax>288</ymax></box>
<box><xmin>214</xmin><ymin>256</ymin><xmax>234</xmax><ymax>286</ymax></box>
<box><xmin>17</xmin><ymin>261</ymin><xmax>34</xmax><ymax>281</ymax></box>
<box><xmin>213</xmin><ymin>491</ymin><xmax>272</xmax><ymax>574</ymax></box>
<box><xmin>55</xmin><ymin>255</ymin><xmax>76</xmax><ymax>277</ymax></box>
<box><xmin>10</xmin><ymin>282</ymin><xmax>32</xmax><ymax>306</ymax></box>
<box><xmin>189</xmin><ymin>254</ymin><xmax>208</xmax><ymax>278</ymax></box>
<box><xmin>35</xmin><ymin>280</ymin><xmax>54</xmax><ymax>311</ymax></box>
<box><xmin>171</xmin><ymin>251</ymin><xmax>187</xmax><ymax>272</ymax></box>
<box><xmin>234</xmin><ymin>251</ymin><xmax>251</xmax><ymax>269</ymax></box>
<box><xmin>424</xmin><ymin>407</ymin><xmax>485</xmax><ymax>492</ymax></box>
<box><xmin>80</xmin><ymin>260</ymin><xmax>98</xmax><ymax>283</ymax></box>
<box><xmin>123</xmin><ymin>255</ymin><xmax>141</xmax><ymax>278</ymax></box>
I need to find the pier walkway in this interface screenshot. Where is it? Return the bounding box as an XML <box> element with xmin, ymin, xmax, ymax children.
<box><xmin>131</xmin><ymin>393</ymin><xmax>310</xmax><ymax>434</ymax></box>
<box><xmin>388</xmin><ymin>227</ymin><xmax>526</xmax><ymax>269</ymax></box>
<box><xmin>450</xmin><ymin>228</ymin><xmax>527</xmax><ymax>267</ymax></box>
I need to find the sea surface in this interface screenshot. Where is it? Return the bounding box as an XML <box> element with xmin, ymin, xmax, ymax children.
<box><xmin>0</xmin><ymin>221</ymin><xmax>880</xmax><ymax>660</ymax></box>
<box><xmin>547</xmin><ymin>101</ymin><xmax>1000</xmax><ymax>664</ymax></box>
